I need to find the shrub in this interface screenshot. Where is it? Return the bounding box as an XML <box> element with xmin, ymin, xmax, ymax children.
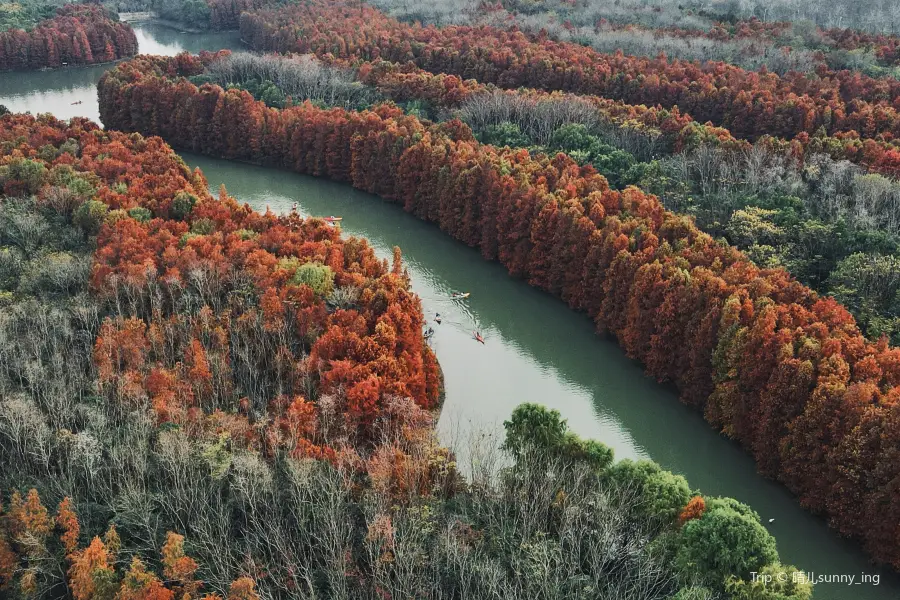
<box><xmin>73</xmin><ymin>200</ymin><xmax>109</xmax><ymax>236</ymax></box>
<box><xmin>0</xmin><ymin>158</ymin><xmax>47</xmax><ymax>197</ymax></box>
<box><xmin>127</xmin><ymin>207</ymin><xmax>153</xmax><ymax>223</ymax></box>
<box><xmin>179</xmin><ymin>232</ymin><xmax>200</xmax><ymax>248</ymax></box>
<box><xmin>18</xmin><ymin>252</ymin><xmax>89</xmax><ymax>296</ymax></box>
<box><xmin>676</xmin><ymin>498</ymin><xmax>779</xmax><ymax>589</ymax></box>
<box><xmin>191</xmin><ymin>217</ymin><xmax>216</xmax><ymax>235</ymax></box>
<box><xmin>279</xmin><ymin>259</ymin><xmax>334</xmax><ymax>296</ymax></box>
<box><xmin>604</xmin><ymin>459</ymin><xmax>692</xmax><ymax>527</ymax></box>
<box><xmin>502</xmin><ymin>403</ymin><xmax>614</xmax><ymax>472</ymax></box>
<box><xmin>171</xmin><ymin>191</ymin><xmax>197</xmax><ymax>220</ymax></box>
<box><xmin>0</xmin><ymin>246</ymin><xmax>23</xmax><ymax>290</ymax></box>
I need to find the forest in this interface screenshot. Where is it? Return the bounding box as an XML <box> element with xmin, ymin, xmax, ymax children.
<box><xmin>239</xmin><ymin>1</ymin><xmax>900</xmax><ymax>145</ymax></box>
<box><xmin>0</xmin><ymin>111</ymin><xmax>810</xmax><ymax>599</ymax></box>
<box><xmin>0</xmin><ymin>0</ymin><xmax>60</xmax><ymax>30</ymax></box>
<box><xmin>372</xmin><ymin>0</ymin><xmax>900</xmax><ymax>36</ymax></box>
<box><xmin>148</xmin><ymin>0</ymin><xmax>273</xmax><ymax>31</ymax></box>
<box><xmin>373</xmin><ymin>0</ymin><xmax>900</xmax><ymax>75</ymax></box>
<box><xmin>4</xmin><ymin>0</ymin><xmax>900</xmax><ymax>595</ymax></box>
<box><xmin>0</xmin><ymin>4</ymin><xmax>137</xmax><ymax>71</ymax></box>
<box><xmin>98</xmin><ymin>44</ymin><xmax>900</xmax><ymax>572</ymax></box>
<box><xmin>189</xmin><ymin>50</ymin><xmax>900</xmax><ymax>344</ymax></box>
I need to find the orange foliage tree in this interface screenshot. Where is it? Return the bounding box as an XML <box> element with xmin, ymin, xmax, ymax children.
<box><xmin>0</xmin><ymin>5</ymin><xmax>137</xmax><ymax>71</ymax></box>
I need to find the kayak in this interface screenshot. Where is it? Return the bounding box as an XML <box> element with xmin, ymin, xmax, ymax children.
<box><xmin>323</xmin><ymin>216</ymin><xmax>343</xmax><ymax>222</ymax></box>
<box><xmin>473</xmin><ymin>331</ymin><xmax>484</xmax><ymax>344</ymax></box>
<box><xmin>451</xmin><ymin>292</ymin><xmax>470</xmax><ymax>299</ymax></box>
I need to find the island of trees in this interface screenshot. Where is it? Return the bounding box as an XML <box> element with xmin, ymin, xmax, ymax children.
<box><xmin>0</xmin><ymin>3</ymin><xmax>137</xmax><ymax>71</ymax></box>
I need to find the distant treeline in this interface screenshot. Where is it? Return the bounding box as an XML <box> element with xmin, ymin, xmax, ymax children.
<box><xmin>0</xmin><ymin>4</ymin><xmax>136</xmax><ymax>71</ymax></box>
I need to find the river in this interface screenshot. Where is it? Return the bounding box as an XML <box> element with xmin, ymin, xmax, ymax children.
<box><xmin>0</xmin><ymin>23</ymin><xmax>241</xmax><ymax>122</ymax></box>
<box><xmin>0</xmin><ymin>22</ymin><xmax>896</xmax><ymax>600</ymax></box>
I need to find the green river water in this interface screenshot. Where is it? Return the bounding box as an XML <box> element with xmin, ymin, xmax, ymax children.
<box><xmin>0</xmin><ymin>22</ymin><xmax>896</xmax><ymax>600</ymax></box>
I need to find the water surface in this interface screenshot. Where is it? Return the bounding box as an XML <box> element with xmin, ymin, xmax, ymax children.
<box><xmin>0</xmin><ymin>23</ymin><xmax>242</xmax><ymax>122</ymax></box>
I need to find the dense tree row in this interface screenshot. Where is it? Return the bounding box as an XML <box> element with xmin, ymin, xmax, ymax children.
<box><xmin>345</xmin><ymin>54</ymin><xmax>900</xmax><ymax>177</ymax></box>
<box><xmin>307</xmin><ymin>0</ymin><xmax>900</xmax><ymax>72</ymax></box>
<box><xmin>199</xmin><ymin>49</ymin><xmax>900</xmax><ymax>180</ymax></box>
<box><xmin>627</xmin><ymin>19</ymin><xmax>900</xmax><ymax>69</ymax></box>
<box><xmin>496</xmin><ymin>0</ymin><xmax>900</xmax><ymax>36</ymax></box>
<box><xmin>112</xmin><ymin>0</ymin><xmax>272</xmax><ymax>31</ymax></box>
<box><xmin>99</xmin><ymin>54</ymin><xmax>900</xmax><ymax>569</ymax></box>
<box><xmin>481</xmin><ymin>3</ymin><xmax>900</xmax><ymax>74</ymax></box>
<box><xmin>238</xmin><ymin>0</ymin><xmax>900</xmax><ymax>145</ymax></box>
<box><xmin>822</xmin><ymin>27</ymin><xmax>900</xmax><ymax>66</ymax></box>
<box><xmin>428</xmin><ymin>5</ymin><xmax>830</xmax><ymax>75</ymax></box>
<box><xmin>326</xmin><ymin>55</ymin><xmax>900</xmax><ymax>343</ymax></box>
<box><xmin>0</xmin><ymin>112</ymin><xmax>804</xmax><ymax>598</ymax></box>
<box><xmin>0</xmin><ymin>4</ymin><xmax>137</xmax><ymax>72</ymax></box>
<box><xmin>194</xmin><ymin>52</ymin><xmax>900</xmax><ymax>343</ymax></box>
<box><xmin>694</xmin><ymin>0</ymin><xmax>900</xmax><ymax>35</ymax></box>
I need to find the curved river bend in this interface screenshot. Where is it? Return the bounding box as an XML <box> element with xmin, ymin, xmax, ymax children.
<box><xmin>0</xmin><ymin>23</ymin><xmax>896</xmax><ymax>600</ymax></box>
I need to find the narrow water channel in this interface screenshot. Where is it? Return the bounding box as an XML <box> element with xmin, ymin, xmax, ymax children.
<box><xmin>0</xmin><ymin>23</ymin><xmax>242</xmax><ymax>122</ymax></box>
<box><xmin>0</xmin><ymin>22</ymin><xmax>896</xmax><ymax>600</ymax></box>
<box><xmin>183</xmin><ymin>153</ymin><xmax>900</xmax><ymax>600</ymax></box>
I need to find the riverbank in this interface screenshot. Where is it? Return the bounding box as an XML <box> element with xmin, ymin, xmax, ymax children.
<box><xmin>181</xmin><ymin>150</ymin><xmax>900</xmax><ymax>600</ymax></box>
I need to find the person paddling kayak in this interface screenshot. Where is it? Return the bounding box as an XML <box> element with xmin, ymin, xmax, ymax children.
<box><xmin>451</xmin><ymin>292</ymin><xmax>470</xmax><ymax>300</ymax></box>
<box><xmin>434</xmin><ymin>313</ymin><xmax>442</xmax><ymax>324</ymax></box>
<box><xmin>473</xmin><ymin>331</ymin><xmax>485</xmax><ymax>344</ymax></box>
<box><xmin>424</xmin><ymin>327</ymin><xmax>435</xmax><ymax>340</ymax></box>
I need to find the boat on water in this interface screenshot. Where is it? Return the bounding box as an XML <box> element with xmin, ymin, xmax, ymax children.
<box><xmin>322</xmin><ymin>216</ymin><xmax>343</xmax><ymax>222</ymax></box>
<box><xmin>451</xmin><ymin>292</ymin><xmax>470</xmax><ymax>300</ymax></box>
<box><xmin>473</xmin><ymin>331</ymin><xmax>485</xmax><ymax>344</ymax></box>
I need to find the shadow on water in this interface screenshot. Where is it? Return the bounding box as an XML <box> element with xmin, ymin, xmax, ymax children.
<box><xmin>183</xmin><ymin>152</ymin><xmax>900</xmax><ymax>600</ymax></box>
